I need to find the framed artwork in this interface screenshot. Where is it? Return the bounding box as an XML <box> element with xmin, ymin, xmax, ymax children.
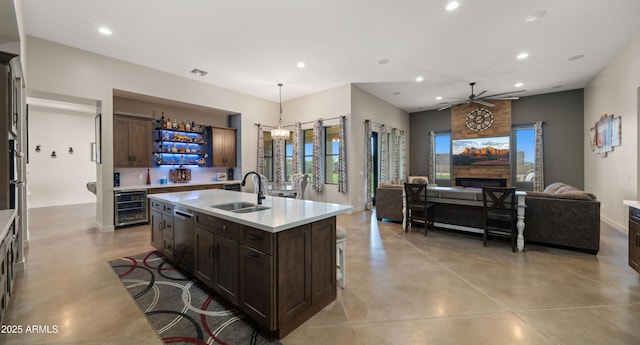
<box><xmin>95</xmin><ymin>114</ymin><xmax>102</xmax><ymax>164</ymax></box>
<box><xmin>593</xmin><ymin>114</ymin><xmax>621</xmax><ymax>157</ymax></box>
<box><xmin>90</xmin><ymin>142</ymin><xmax>96</xmax><ymax>162</ymax></box>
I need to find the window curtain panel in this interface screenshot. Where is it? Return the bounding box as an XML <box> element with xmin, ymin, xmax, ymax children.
<box><xmin>428</xmin><ymin>131</ymin><xmax>435</xmax><ymax>184</ymax></box>
<box><xmin>533</xmin><ymin>121</ymin><xmax>545</xmax><ymax>192</ymax></box>
<box><xmin>391</xmin><ymin>128</ymin><xmax>399</xmax><ymax>183</ymax></box>
<box><xmin>312</xmin><ymin>119</ymin><xmax>323</xmax><ymax>192</ymax></box>
<box><xmin>338</xmin><ymin>116</ymin><xmax>347</xmax><ymax>193</ymax></box>
<box><xmin>399</xmin><ymin>130</ymin><xmax>407</xmax><ymax>181</ymax></box>
<box><xmin>380</xmin><ymin>124</ymin><xmax>389</xmax><ymax>183</ymax></box>
<box><xmin>274</xmin><ymin>138</ymin><xmax>285</xmax><ymax>186</ymax></box>
<box><xmin>364</xmin><ymin>120</ymin><xmax>373</xmax><ymax>210</ymax></box>
<box><xmin>257</xmin><ymin>124</ymin><xmax>265</xmax><ymax>175</ymax></box>
<box><xmin>292</xmin><ymin>122</ymin><xmax>301</xmax><ymax>175</ymax></box>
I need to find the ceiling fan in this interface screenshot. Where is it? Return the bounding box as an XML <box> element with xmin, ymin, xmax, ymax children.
<box><xmin>437</xmin><ymin>82</ymin><xmax>526</xmax><ymax>111</ymax></box>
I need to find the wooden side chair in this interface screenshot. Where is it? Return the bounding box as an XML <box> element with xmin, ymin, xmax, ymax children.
<box><xmin>482</xmin><ymin>186</ymin><xmax>518</xmax><ymax>252</ymax></box>
<box><xmin>404</xmin><ymin>183</ymin><xmax>435</xmax><ymax>236</ymax></box>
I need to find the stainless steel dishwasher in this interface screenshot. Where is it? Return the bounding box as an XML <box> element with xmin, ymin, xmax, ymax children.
<box><xmin>173</xmin><ymin>206</ymin><xmax>195</xmax><ymax>275</ymax></box>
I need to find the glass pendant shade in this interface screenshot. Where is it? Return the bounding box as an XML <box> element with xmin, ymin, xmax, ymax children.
<box><xmin>271</xmin><ymin>127</ymin><xmax>290</xmax><ymax>140</ymax></box>
<box><xmin>271</xmin><ymin>83</ymin><xmax>290</xmax><ymax>140</ymax></box>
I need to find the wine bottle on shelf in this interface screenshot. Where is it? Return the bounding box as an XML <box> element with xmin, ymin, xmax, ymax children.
<box><xmin>146</xmin><ymin>169</ymin><xmax>151</xmax><ymax>185</ymax></box>
<box><xmin>161</xmin><ymin>112</ymin><xmax>166</xmax><ymax>128</ymax></box>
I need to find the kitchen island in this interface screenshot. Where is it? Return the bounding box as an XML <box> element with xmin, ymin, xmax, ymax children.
<box><xmin>147</xmin><ymin>189</ymin><xmax>352</xmax><ymax>338</ymax></box>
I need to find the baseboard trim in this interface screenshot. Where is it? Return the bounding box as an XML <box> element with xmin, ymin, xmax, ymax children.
<box><xmin>601</xmin><ymin>215</ymin><xmax>627</xmax><ymax>234</ymax></box>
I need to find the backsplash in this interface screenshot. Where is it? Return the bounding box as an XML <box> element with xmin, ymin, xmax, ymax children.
<box><xmin>115</xmin><ymin>167</ymin><xmax>238</xmax><ymax>187</ymax></box>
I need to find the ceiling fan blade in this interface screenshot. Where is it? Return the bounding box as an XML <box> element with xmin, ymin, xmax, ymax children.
<box><xmin>437</xmin><ymin>104</ymin><xmax>453</xmax><ymax>111</ymax></box>
<box><xmin>472</xmin><ymin>99</ymin><xmax>495</xmax><ymax>107</ymax></box>
<box><xmin>486</xmin><ymin>96</ymin><xmax>520</xmax><ymax>100</ymax></box>
<box><xmin>479</xmin><ymin>89</ymin><xmax>527</xmax><ymax>99</ymax></box>
<box><xmin>475</xmin><ymin>90</ymin><xmax>487</xmax><ymax>98</ymax></box>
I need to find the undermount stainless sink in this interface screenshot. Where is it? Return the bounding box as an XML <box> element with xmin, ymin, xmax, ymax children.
<box><xmin>210</xmin><ymin>201</ymin><xmax>256</xmax><ymax>211</ymax></box>
<box><xmin>231</xmin><ymin>205</ymin><xmax>270</xmax><ymax>213</ymax></box>
<box><xmin>210</xmin><ymin>202</ymin><xmax>270</xmax><ymax>213</ymax></box>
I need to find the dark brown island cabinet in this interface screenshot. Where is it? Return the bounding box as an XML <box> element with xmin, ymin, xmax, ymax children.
<box><xmin>150</xmin><ymin>200</ymin><xmax>337</xmax><ymax>338</ymax></box>
<box><xmin>629</xmin><ymin>206</ymin><xmax>640</xmax><ymax>274</ymax></box>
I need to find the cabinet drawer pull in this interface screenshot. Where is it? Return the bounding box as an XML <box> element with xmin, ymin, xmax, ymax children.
<box><xmin>248</xmin><ymin>250</ymin><xmax>260</xmax><ymax>258</ymax></box>
<box><xmin>248</xmin><ymin>234</ymin><xmax>261</xmax><ymax>241</ymax></box>
<box><xmin>636</xmin><ymin>235</ymin><xmax>640</xmax><ymax>247</ymax></box>
<box><xmin>222</xmin><ymin>224</ymin><xmax>228</xmax><ymax>231</ymax></box>
<box><xmin>209</xmin><ymin>246</ymin><xmax>214</xmax><ymax>259</ymax></box>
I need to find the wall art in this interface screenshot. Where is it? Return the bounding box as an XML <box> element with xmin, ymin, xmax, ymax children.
<box><xmin>591</xmin><ymin>114</ymin><xmax>621</xmax><ymax>157</ymax></box>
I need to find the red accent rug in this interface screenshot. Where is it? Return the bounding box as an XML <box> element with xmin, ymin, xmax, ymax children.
<box><xmin>109</xmin><ymin>251</ymin><xmax>282</xmax><ymax>345</ymax></box>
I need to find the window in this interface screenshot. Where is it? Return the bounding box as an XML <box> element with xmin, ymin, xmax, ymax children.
<box><xmin>325</xmin><ymin>126</ymin><xmax>339</xmax><ymax>184</ymax></box>
<box><xmin>263</xmin><ymin>131</ymin><xmax>273</xmax><ymax>181</ymax></box>
<box><xmin>434</xmin><ymin>132</ymin><xmax>451</xmax><ymax>186</ymax></box>
<box><xmin>513</xmin><ymin>126</ymin><xmax>535</xmax><ymax>190</ymax></box>
<box><xmin>302</xmin><ymin>129</ymin><xmax>314</xmax><ymax>180</ymax></box>
<box><xmin>284</xmin><ymin>133</ymin><xmax>294</xmax><ymax>182</ymax></box>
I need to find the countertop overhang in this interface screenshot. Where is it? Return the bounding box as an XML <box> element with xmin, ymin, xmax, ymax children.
<box><xmin>148</xmin><ymin>190</ymin><xmax>353</xmax><ymax>233</ymax></box>
<box><xmin>623</xmin><ymin>200</ymin><xmax>640</xmax><ymax>210</ymax></box>
<box><xmin>0</xmin><ymin>208</ymin><xmax>17</xmax><ymax>242</ymax></box>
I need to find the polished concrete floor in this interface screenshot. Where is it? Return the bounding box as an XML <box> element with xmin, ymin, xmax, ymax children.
<box><xmin>3</xmin><ymin>202</ymin><xmax>640</xmax><ymax>345</ymax></box>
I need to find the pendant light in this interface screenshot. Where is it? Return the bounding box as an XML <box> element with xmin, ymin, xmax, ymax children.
<box><xmin>271</xmin><ymin>83</ymin><xmax>290</xmax><ymax>140</ymax></box>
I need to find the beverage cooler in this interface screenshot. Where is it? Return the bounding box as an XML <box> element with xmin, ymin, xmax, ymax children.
<box><xmin>114</xmin><ymin>190</ymin><xmax>148</xmax><ymax>227</ymax></box>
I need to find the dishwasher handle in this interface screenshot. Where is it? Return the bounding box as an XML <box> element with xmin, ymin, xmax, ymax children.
<box><xmin>174</xmin><ymin>209</ymin><xmax>193</xmax><ymax>218</ymax></box>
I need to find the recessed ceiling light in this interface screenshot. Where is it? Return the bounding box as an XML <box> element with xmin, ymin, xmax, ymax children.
<box><xmin>190</xmin><ymin>68</ymin><xmax>208</xmax><ymax>77</ymax></box>
<box><xmin>525</xmin><ymin>10</ymin><xmax>547</xmax><ymax>22</ymax></box>
<box><xmin>552</xmin><ymin>85</ymin><xmax>564</xmax><ymax>89</ymax></box>
<box><xmin>98</xmin><ymin>26</ymin><xmax>112</xmax><ymax>35</ymax></box>
<box><xmin>378</xmin><ymin>58</ymin><xmax>390</xmax><ymax>65</ymax></box>
<box><xmin>446</xmin><ymin>1</ymin><xmax>460</xmax><ymax>11</ymax></box>
<box><xmin>436</xmin><ymin>96</ymin><xmax>443</xmax><ymax>101</ymax></box>
<box><xmin>393</xmin><ymin>91</ymin><xmax>401</xmax><ymax>95</ymax></box>
<box><xmin>568</xmin><ymin>54</ymin><xmax>584</xmax><ymax>61</ymax></box>
<box><xmin>415</xmin><ymin>76</ymin><xmax>424</xmax><ymax>82</ymax></box>
<box><xmin>517</xmin><ymin>52</ymin><xmax>529</xmax><ymax>60</ymax></box>
<box><xmin>514</xmin><ymin>82</ymin><xmax>524</xmax><ymax>88</ymax></box>
<box><xmin>297</xmin><ymin>61</ymin><xmax>305</xmax><ymax>68</ymax></box>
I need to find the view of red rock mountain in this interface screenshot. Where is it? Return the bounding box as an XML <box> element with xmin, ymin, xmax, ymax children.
<box><xmin>452</xmin><ymin>146</ymin><xmax>510</xmax><ymax>166</ymax></box>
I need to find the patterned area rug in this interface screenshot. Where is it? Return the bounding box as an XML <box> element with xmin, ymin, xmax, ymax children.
<box><xmin>109</xmin><ymin>251</ymin><xmax>282</xmax><ymax>345</ymax></box>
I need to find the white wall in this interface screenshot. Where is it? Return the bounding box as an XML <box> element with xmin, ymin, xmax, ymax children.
<box><xmin>25</xmin><ymin>36</ymin><xmax>278</xmax><ymax>231</ymax></box>
<box><xmin>584</xmin><ymin>33</ymin><xmax>640</xmax><ymax>232</ymax></box>
<box><xmin>27</xmin><ymin>107</ymin><xmax>96</xmax><ymax>208</ymax></box>
<box><xmin>282</xmin><ymin>84</ymin><xmax>351</xmax><ymax>206</ymax></box>
<box><xmin>273</xmin><ymin>84</ymin><xmax>410</xmax><ymax>211</ymax></box>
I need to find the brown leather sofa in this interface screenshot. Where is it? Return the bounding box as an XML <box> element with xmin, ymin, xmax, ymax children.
<box><xmin>524</xmin><ymin>182</ymin><xmax>600</xmax><ymax>254</ymax></box>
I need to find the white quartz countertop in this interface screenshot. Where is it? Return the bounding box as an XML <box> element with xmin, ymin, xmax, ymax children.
<box><xmin>623</xmin><ymin>200</ymin><xmax>640</xmax><ymax>210</ymax></box>
<box><xmin>115</xmin><ymin>180</ymin><xmax>242</xmax><ymax>191</ymax></box>
<box><xmin>0</xmin><ymin>208</ymin><xmax>17</xmax><ymax>243</ymax></box>
<box><xmin>148</xmin><ymin>190</ymin><xmax>353</xmax><ymax>233</ymax></box>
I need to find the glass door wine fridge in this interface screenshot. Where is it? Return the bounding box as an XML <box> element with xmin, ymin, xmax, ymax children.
<box><xmin>114</xmin><ymin>189</ymin><xmax>148</xmax><ymax>227</ymax></box>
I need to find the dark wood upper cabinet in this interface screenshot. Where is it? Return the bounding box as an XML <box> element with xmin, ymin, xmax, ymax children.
<box><xmin>212</xmin><ymin>127</ymin><xmax>236</xmax><ymax>167</ymax></box>
<box><xmin>114</xmin><ymin>114</ymin><xmax>152</xmax><ymax>167</ymax></box>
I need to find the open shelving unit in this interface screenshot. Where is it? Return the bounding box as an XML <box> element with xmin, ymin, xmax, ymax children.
<box><xmin>153</xmin><ymin>126</ymin><xmax>212</xmax><ymax>167</ymax></box>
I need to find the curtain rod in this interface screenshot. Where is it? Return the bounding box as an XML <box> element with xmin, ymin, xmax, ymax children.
<box><xmin>254</xmin><ymin>115</ymin><xmax>347</xmax><ymax>128</ymax></box>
